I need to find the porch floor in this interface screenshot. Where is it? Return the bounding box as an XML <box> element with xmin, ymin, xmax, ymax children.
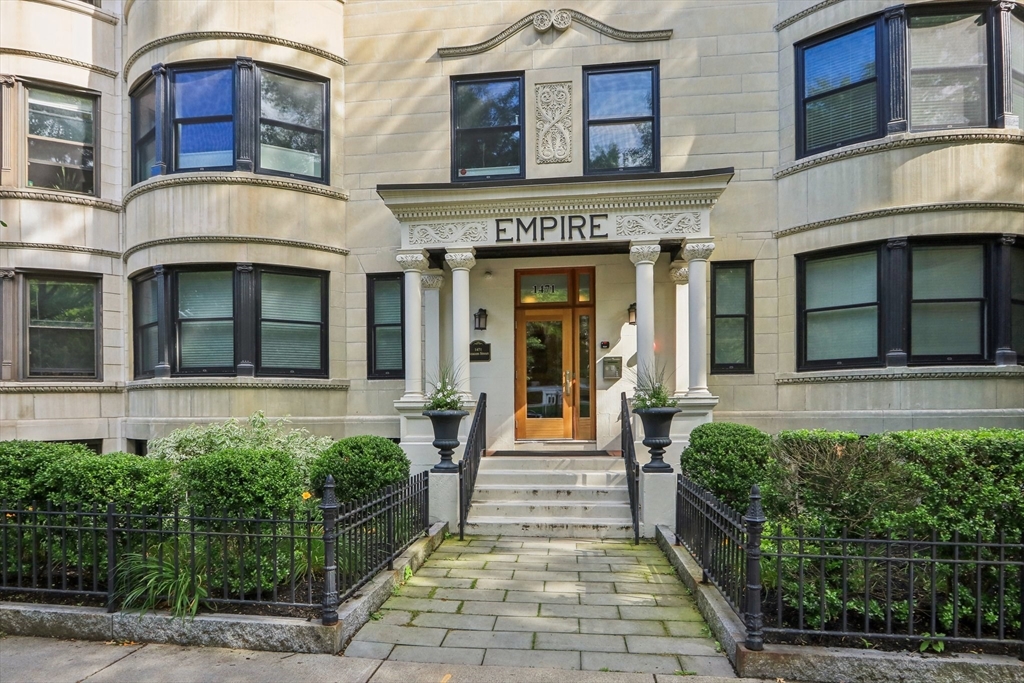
<box><xmin>344</xmin><ymin>536</ymin><xmax>737</xmax><ymax>677</ymax></box>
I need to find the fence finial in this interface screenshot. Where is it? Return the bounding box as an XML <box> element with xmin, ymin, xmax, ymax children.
<box><xmin>319</xmin><ymin>475</ymin><xmax>339</xmax><ymax>626</ymax></box>
<box><xmin>745</xmin><ymin>484</ymin><xmax>767</xmax><ymax>524</ymax></box>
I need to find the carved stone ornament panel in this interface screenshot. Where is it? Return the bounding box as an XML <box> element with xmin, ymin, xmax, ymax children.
<box><xmin>616</xmin><ymin>212</ymin><xmax>701</xmax><ymax>237</ymax></box>
<box><xmin>409</xmin><ymin>221</ymin><xmax>489</xmax><ymax>245</ymax></box>
<box><xmin>683</xmin><ymin>242</ymin><xmax>716</xmax><ymax>262</ymax></box>
<box><xmin>629</xmin><ymin>244</ymin><xmax>661</xmax><ymax>265</ymax></box>
<box><xmin>671</xmin><ymin>267</ymin><xmax>689</xmax><ymax>284</ymax></box>
<box><xmin>421</xmin><ymin>274</ymin><xmax>445</xmax><ymax>290</ymax></box>
<box><xmin>536</xmin><ymin>82</ymin><xmax>572</xmax><ymax>165</ymax></box>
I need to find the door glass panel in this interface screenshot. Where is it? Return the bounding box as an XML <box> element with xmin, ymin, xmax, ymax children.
<box><xmin>578</xmin><ymin>273</ymin><xmax>591</xmax><ymax>302</ymax></box>
<box><xmin>525</xmin><ymin>320</ymin><xmax>563</xmax><ymax>419</ymax></box>
<box><xmin>578</xmin><ymin>315</ymin><xmax>591</xmax><ymax>419</ymax></box>
<box><xmin>520</xmin><ymin>274</ymin><xmax>569</xmax><ymax>304</ymax></box>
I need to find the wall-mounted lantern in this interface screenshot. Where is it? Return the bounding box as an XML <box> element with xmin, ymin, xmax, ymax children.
<box><xmin>474</xmin><ymin>308</ymin><xmax>488</xmax><ymax>330</ymax></box>
<box><xmin>627</xmin><ymin>302</ymin><xmax>637</xmax><ymax>325</ymax></box>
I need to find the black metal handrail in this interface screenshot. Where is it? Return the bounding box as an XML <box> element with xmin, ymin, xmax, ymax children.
<box><xmin>458</xmin><ymin>392</ymin><xmax>487</xmax><ymax>541</ymax></box>
<box><xmin>621</xmin><ymin>392</ymin><xmax>640</xmax><ymax>545</ymax></box>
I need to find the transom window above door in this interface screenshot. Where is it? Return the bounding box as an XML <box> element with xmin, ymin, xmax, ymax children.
<box><xmin>451</xmin><ymin>73</ymin><xmax>524</xmax><ymax>181</ymax></box>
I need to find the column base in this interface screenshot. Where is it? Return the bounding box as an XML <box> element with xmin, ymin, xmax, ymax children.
<box><xmin>995</xmin><ymin>348</ymin><xmax>1018</xmax><ymax>367</ymax></box>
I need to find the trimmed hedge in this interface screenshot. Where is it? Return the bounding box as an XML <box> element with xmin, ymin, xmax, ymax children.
<box><xmin>309</xmin><ymin>435</ymin><xmax>410</xmax><ymax>503</ymax></box>
<box><xmin>180</xmin><ymin>448</ymin><xmax>305</xmax><ymax>513</ymax></box>
<box><xmin>680</xmin><ymin>422</ymin><xmax>774</xmax><ymax>512</ymax></box>
<box><xmin>0</xmin><ymin>441</ymin><xmax>95</xmax><ymax>502</ymax></box>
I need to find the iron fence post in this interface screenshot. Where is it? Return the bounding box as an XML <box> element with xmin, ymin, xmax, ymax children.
<box><xmin>106</xmin><ymin>502</ymin><xmax>116</xmax><ymax>613</ymax></box>
<box><xmin>701</xmin><ymin>491</ymin><xmax>710</xmax><ymax>583</ymax></box>
<box><xmin>386</xmin><ymin>485</ymin><xmax>396</xmax><ymax>570</ymax></box>
<box><xmin>743</xmin><ymin>484</ymin><xmax>767</xmax><ymax>651</ymax></box>
<box><xmin>319</xmin><ymin>475</ymin><xmax>339</xmax><ymax>626</ymax></box>
<box><xmin>458</xmin><ymin>460</ymin><xmax>465</xmax><ymax>541</ymax></box>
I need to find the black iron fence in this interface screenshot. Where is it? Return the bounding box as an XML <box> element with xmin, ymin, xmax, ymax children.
<box><xmin>458</xmin><ymin>393</ymin><xmax>487</xmax><ymax>541</ymax></box>
<box><xmin>675</xmin><ymin>475</ymin><xmax>1024</xmax><ymax>658</ymax></box>
<box><xmin>620</xmin><ymin>393</ymin><xmax>639</xmax><ymax>545</ymax></box>
<box><xmin>1</xmin><ymin>472</ymin><xmax>430</xmax><ymax>625</ymax></box>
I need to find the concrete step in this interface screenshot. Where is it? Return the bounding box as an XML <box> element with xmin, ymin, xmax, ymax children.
<box><xmin>473</xmin><ymin>484</ymin><xmax>629</xmax><ymax>502</ymax></box>
<box><xmin>480</xmin><ymin>456</ymin><xmax>624</xmax><ymax>471</ymax></box>
<box><xmin>469</xmin><ymin>500</ymin><xmax>632</xmax><ymax>520</ymax></box>
<box><xmin>474</xmin><ymin>470</ymin><xmax>628</xmax><ymax>487</ymax></box>
<box><xmin>462</xmin><ymin>517</ymin><xmax>635</xmax><ymax>539</ymax></box>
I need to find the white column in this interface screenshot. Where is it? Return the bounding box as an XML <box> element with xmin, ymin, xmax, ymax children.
<box><xmin>630</xmin><ymin>241</ymin><xmax>661</xmax><ymax>381</ymax></box>
<box><xmin>421</xmin><ymin>272</ymin><xmax>444</xmax><ymax>390</ymax></box>
<box><xmin>684</xmin><ymin>241</ymin><xmax>715</xmax><ymax>397</ymax></box>
<box><xmin>671</xmin><ymin>264</ymin><xmax>690</xmax><ymax>397</ymax></box>
<box><xmin>445</xmin><ymin>248</ymin><xmax>476</xmax><ymax>395</ymax></box>
<box><xmin>396</xmin><ymin>249</ymin><xmax>428</xmax><ymax>400</ymax></box>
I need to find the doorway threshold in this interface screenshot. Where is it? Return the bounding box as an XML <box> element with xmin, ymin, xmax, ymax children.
<box><xmin>505</xmin><ymin>440</ymin><xmax>602</xmax><ymax>453</ymax></box>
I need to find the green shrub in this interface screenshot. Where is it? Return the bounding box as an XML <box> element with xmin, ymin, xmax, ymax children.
<box><xmin>32</xmin><ymin>452</ymin><xmax>176</xmax><ymax>510</ymax></box>
<box><xmin>680</xmin><ymin>422</ymin><xmax>774</xmax><ymax>511</ymax></box>
<box><xmin>180</xmin><ymin>448</ymin><xmax>306</xmax><ymax>513</ymax></box>
<box><xmin>309</xmin><ymin>436</ymin><xmax>410</xmax><ymax>502</ymax></box>
<box><xmin>0</xmin><ymin>441</ymin><xmax>95</xmax><ymax>502</ymax></box>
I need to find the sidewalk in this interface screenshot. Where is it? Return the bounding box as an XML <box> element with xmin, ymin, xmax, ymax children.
<box><xmin>0</xmin><ymin>635</ymin><xmax>767</xmax><ymax>683</ymax></box>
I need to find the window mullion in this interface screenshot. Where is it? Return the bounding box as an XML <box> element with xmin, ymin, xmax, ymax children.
<box><xmin>883</xmin><ymin>7</ymin><xmax>908</xmax><ymax>134</ymax></box>
<box><xmin>884</xmin><ymin>237</ymin><xmax>908</xmax><ymax>366</ymax></box>
<box><xmin>996</xmin><ymin>3</ymin><xmax>1020</xmax><ymax>129</ymax></box>
<box><xmin>236</xmin><ymin>57</ymin><xmax>256</xmax><ymax>172</ymax></box>
<box><xmin>236</xmin><ymin>263</ymin><xmax>255</xmax><ymax>376</ymax></box>
<box><xmin>994</xmin><ymin>235</ymin><xmax>1019</xmax><ymax>365</ymax></box>
<box><xmin>0</xmin><ymin>270</ymin><xmax>14</xmax><ymax>380</ymax></box>
<box><xmin>151</xmin><ymin>64</ymin><xmax>169</xmax><ymax>177</ymax></box>
<box><xmin>153</xmin><ymin>265</ymin><xmax>171</xmax><ymax>378</ymax></box>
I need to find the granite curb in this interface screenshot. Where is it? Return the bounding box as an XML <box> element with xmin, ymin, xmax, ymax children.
<box><xmin>655</xmin><ymin>525</ymin><xmax>1024</xmax><ymax>683</ymax></box>
<box><xmin>0</xmin><ymin>521</ymin><xmax>447</xmax><ymax>655</ymax></box>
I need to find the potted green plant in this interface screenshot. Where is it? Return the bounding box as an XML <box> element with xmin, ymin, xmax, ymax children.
<box><xmin>423</xmin><ymin>366</ymin><xmax>468</xmax><ymax>472</ymax></box>
<box><xmin>632</xmin><ymin>365</ymin><xmax>680</xmax><ymax>472</ymax></box>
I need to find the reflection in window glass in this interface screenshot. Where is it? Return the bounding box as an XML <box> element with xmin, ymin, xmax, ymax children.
<box><xmin>803</xmin><ymin>251</ymin><xmax>879</xmax><ymax>363</ymax></box>
<box><xmin>369</xmin><ymin>275</ymin><xmax>403</xmax><ymax>377</ymax></box>
<box><xmin>519</xmin><ymin>274</ymin><xmax>569</xmax><ymax>304</ymax></box>
<box><xmin>586</xmin><ymin>66</ymin><xmax>657</xmax><ymax>173</ymax></box>
<box><xmin>453</xmin><ymin>78</ymin><xmax>522</xmax><ymax>179</ymax></box>
<box><xmin>1011</xmin><ymin>247</ymin><xmax>1024</xmax><ymax>357</ymax></box>
<box><xmin>712</xmin><ymin>263</ymin><xmax>753</xmax><ymax>371</ymax></box>
<box><xmin>132</xmin><ymin>80</ymin><xmax>157</xmax><ymax>183</ymax></box>
<box><xmin>910</xmin><ymin>13</ymin><xmax>988</xmax><ymax>130</ymax></box>
<box><xmin>135</xmin><ymin>277</ymin><xmax>159</xmax><ymax>375</ymax></box>
<box><xmin>177</xmin><ymin>271</ymin><xmax>234</xmax><ymax>369</ymax></box>
<box><xmin>27</xmin><ymin>89</ymin><xmax>95</xmax><ymax>195</ymax></box>
<box><xmin>260</xmin><ymin>72</ymin><xmax>325</xmax><ymax>179</ymax></box>
<box><xmin>27</xmin><ymin>278</ymin><xmax>97</xmax><ymax>377</ymax></box>
<box><xmin>911</xmin><ymin>245</ymin><xmax>985</xmax><ymax>357</ymax></box>
<box><xmin>260</xmin><ymin>272</ymin><xmax>323</xmax><ymax>370</ymax></box>
<box><xmin>174</xmin><ymin>69</ymin><xmax>234</xmax><ymax>169</ymax></box>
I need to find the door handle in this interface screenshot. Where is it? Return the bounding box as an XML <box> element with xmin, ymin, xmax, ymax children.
<box><xmin>564</xmin><ymin>370</ymin><xmax>573</xmax><ymax>405</ymax></box>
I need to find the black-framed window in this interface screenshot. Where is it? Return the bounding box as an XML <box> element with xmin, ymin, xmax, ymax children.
<box><xmin>451</xmin><ymin>73</ymin><xmax>523</xmax><ymax>181</ymax></box>
<box><xmin>584</xmin><ymin>63</ymin><xmax>659</xmax><ymax>174</ymax></box>
<box><xmin>367</xmin><ymin>273</ymin><xmax>404</xmax><ymax>379</ymax></box>
<box><xmin>798</xmin><ymin>237</ymin><xmax>1021</xmax><ymax>370</ymax></box>
<box><xmin>27</xmin><ymin>87</ymin><xmax>96</xmax><ymax>195</ymax></box>
<box><xmin>25</xmin><ymin>274</ymin><xmax>100</xmax><ymax>378</ymax></box>
<box><xmin>132</xmin><ymin>264</ymin><xmax>328</xmax><ymax>378</ymax></box>
<box><xmin>795</xmin><ymin>4</ymin><xmax>1024</xmax><ymax>158</ymax></box>
<box><xmin>711</xmin><ymin>262</ymin><xmax>754</xmax><ymax>373</ymax></box>
<box><xmin>129</xmin><ymin>59</ymin><xmax>329</xmax><ymax>184</ymax></box>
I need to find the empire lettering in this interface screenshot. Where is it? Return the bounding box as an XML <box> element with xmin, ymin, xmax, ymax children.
<box><xmin>495</xmin><ymin>214</ymin><xmax>608</xmax><ymax>243</ymax></box>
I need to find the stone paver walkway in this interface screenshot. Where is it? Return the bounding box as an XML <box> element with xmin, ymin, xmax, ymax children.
<box><xmin>344</xmin><ymin>536</ymin><xmax>737</xmax><ymax>676</ymax></box>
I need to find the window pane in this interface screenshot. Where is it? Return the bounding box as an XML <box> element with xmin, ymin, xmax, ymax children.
<box><xmin>135</xmin><ymin>81</ymin><xmax>156</xmax><ymax>135</ymax></box>
<box><xmin>373</xmin><ymin>279</ymin><xmax>402</xmax><ymax>324</ymax></box>
<box><xmin>588</xmin><ymin>70</ymin><xmax>653</xmax><ymax>119</ymax></box>
<box><xmin>174</xmin><ymin>69</ymin><xmax>233</xmax><ymax>118</ymax></box>
<box><xmin>374</xmin><ymin>327</ymin><xmax>403</xmax><ymax>371</ymax></box>
<box><xmin>1012</xmin><ymin>247</ymin><xmax>1024</xmax><ymax>301</ymax></box>
<box><xmin>178</xmin><ymin>271</ymin><xmax>233</xmax><ymax>318</ymax></box>
<box><xmin>28</xmin><ymin>89</ymin><xmax>94</xmax><ymax>144</ymax></box>
<box><xmin>806</xmin><ymin>306</ymin><xmax>878</xmax><ymax>361</ymax></box>
<box><xmin>261</xmin><ymin>321</ymin><xmax>320</xmax><ymax>368</ymax></box>
<box><xmin>455</xmin><ymin>81</ymin><xmax>520</xmax><ymax>128</ymax></box>
<box><xmin>180</xmin><ymin>320</ymin><xmax>234</xmax><ymax>368</ymax></box>
<box><xmin>588</xmin><ymin>122</ymin><xmax>653</xmax><ymax>170</ymax></box>
<box><xmin>27</xmin><ymin>163</ymin><xmax>93</xmax><ymax>194</ymax></box>
<box><xmin>912</xmin><ymin>245</ymin><xmax>984</xmax><ymax>299</ymax></box>
<box><xmin>177</xmin><ymin>121</ymin><xmax>234</xmax><ymax>168</ymax></box>
<box><xmin>262</xmin><ymin>273</ymin><xmax>321</xmax><ymax>322</ymax></box>
<box><xmin>27</xmin><ymin>279</ymin><xmax>96</xmax><ymax>377</ymax></box>
<box><xmin>805</xmin><ymin>81</ymin><xmax>878</xmax><ymax>150</ymax></box>
<box><xmin>136</xmin><ymin>136</ymin><xmax>156</xmax><ymax>181</ymax></box>
<box><xmin>714</xmin><ymin>317</ymin><xmax>746</xmax><ymax>365</ymax></box>
<box><xmin>260</xmin><ymin>124</ymin><xmax>322</xmax><ymax>176</ymax></box>
<box><xmin>805</xmin><ymin>251</ymin><xmax>877</xmax><ymax>310</ymax></box>
<box><xmin>137</xmin><ymin>278</ymin><xmax>158</xmax><ymax>325</ymax></box>
<box><xmin>715</xmin><ymin>267</ymin><xmax>747</xmax><ymax>316</ymax></box>
<box><xmin>261</xmin><ymin>72</ymin><xmax>323</xmax><ymax>128</ymax></box>
<box><xmin>1012</xmin><ymin>302</ymin><xmax>1024</xmax><ymax>357</ymax></box>
<box><xmin>455</xmin><ymin>129</ymin><xmax>521</xmax><ymax>177</ymax></box>
<box><xmin>29</xmin><ymin>280</ymin><xmax>95</xmax><ymax>327</ymax></box>
<box><xmin>910</xmin><ymin>13</ymin><xmax>988</xmax><ymax>129</ymax></box>
<box><xmin>804</xmin><ymin>25</ymin><xmax>876</xmax><ymax>96</ymax></box>
<box><xmin>29</xmin><ymin>328</ymin><xmax>95</xmax><ymax>376</ymax></box>
<box><xmin>29</xmin><ymin>138</ymin><xmax>94</xmax><ymax>169</ymax></box>
<box><xmin>520</xmin><ymin>274</ymin><xmax>569</xmax><ymax>304</ymax></box>
<box><xmin>578</xmin><ymin>273</ymin><xmax>591</xmax><ymax>302</ymax></box>
<box><xmin>140</xmin><ymin>325</ymin><xmax>158</xmax><ymax>373</ymax></box>
<box><xmin>911</xmin><ymin>301</ymin><xmax>982</xmax><ymax>356</ymax></box>
<box><xmin>1012</xmin><ymin>14</ymin><xmax>1024</xmax><ymax>120</ymax></box>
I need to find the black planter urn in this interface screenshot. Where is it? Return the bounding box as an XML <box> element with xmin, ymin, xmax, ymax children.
<box><xmin>633</xmin><ymin>407</ymin><xmax>681</xmax><ymax>473</ymax></box>
<box><xmin>424</xmin><ymin>409</ymin><xmax>469</xmax><ymax>472</ymax></box>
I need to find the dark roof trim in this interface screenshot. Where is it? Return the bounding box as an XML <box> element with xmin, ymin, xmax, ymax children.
<box><xmin>377</xmin><ymin>168</ymin><xmax>735</xmax><ymax>193</ymax></box>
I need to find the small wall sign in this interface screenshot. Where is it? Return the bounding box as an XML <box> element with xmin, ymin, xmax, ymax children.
<box><xmin>469</xmin><ymin>340</ymin><xmax>491</xmax><ymax>362</ymax></box>
<box><xmin>602</xmin><ymin>356</ymin><xmax>622</xmax><ymax>380</ymax></box>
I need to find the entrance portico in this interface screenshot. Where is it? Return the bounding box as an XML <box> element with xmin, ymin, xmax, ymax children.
<box><xmin>379</xmin><ymin>171</ymin><xmax>732</xmax><ymax>470</ymax></box>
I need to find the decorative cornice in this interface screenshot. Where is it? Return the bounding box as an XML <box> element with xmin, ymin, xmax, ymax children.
<box><xmin>777</xmin><ymin>367</ymin><xmax>1024</xmax><ymax>384</ymax></box>
<box><xmin>0</xmin><ymin>241</ymin><xmax>121</xmax><ymax>259</ymax></box>
<box><xmin>0</xmin><ymin>49</ymin><xmax>118</xmax><ymax>78</ymax></box>
<box><xmin>775</xmin><ymin>131</ymin><xmax>1024</xmax><ymax>179</ymax></box>
<box><xmin>775</xmin><ymin>202</ymin><xmax>1024</xmax><ymax>239</ymax></box>
<box><xmin>421</xmin><ymin>273</ymin><xmax>445</xmax><ymax>290</ymax></box>
<box><xmin>0</xmin><ymin>188</ymin><xmax>121</xmax><ymax>212</ymax></box>
<box><xmin>683</xmin><ymin>241</ymin><xmax>715</xmax><ymax>262</ymax></box>
<box><xmin>438</xmin><ymin>8</ymin><xmax>672</xmax><ymax>58</ymax></box>
<box><xmin>123</xmin><ymin>235</ymin><xmax>349</xmax><ymax>262</ymax></box>
<box><xmin>0</xmin><ymin>383</ymin><xmax>123</xmax><ymax>393</ymax></box>
<box><xmin>774</xmin><ymin>0</ymin><xmax>845</xmax><ymax>31</ymax></box>
<box><xmin>670</xmin><ymin>267</ymin><xmax>689</xmax><ymax>284</ymax></box>
<box><xmin>444</xmin><ymin>251</ymin><xmax>476</xmax><ymax>271</ymax></box>
<box><xmin>126</xmin><ymin>379</ymin><xmax>350</xmax><ymax>391</ymax></box>
<box><xmin>125</xmin><ymin>32</ymin><xmax>347</xmax><ymax>78</ymax></box>
<box><xmin>24</xmin><ymin>0</ymin><xmax>118</xmax><ymax>25</ymax></box>
<box><xmin>122</xmin><ymin>173</ymin><xmax>349</xmax><ymax>206</ymax></box>
<box><xmin>629</xmin><ymin>244</ymin><xmax>661</xmax><ymax>265</ymax></box>
<box><xmin>396</xmin><ymin>252</ymin><xmax>429</xmax><ymax>272</ymax></box>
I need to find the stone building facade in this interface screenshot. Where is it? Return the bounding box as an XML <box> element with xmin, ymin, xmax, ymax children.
<box><xmin>0</xmin><ymin>0</ymin><xmax>1021</xmax><ymax>465</ymax></box>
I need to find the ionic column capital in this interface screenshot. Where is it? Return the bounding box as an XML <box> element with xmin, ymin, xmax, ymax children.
<box><xmin>629</xmin><ymin>242</ymin><xmax>661</xmax><ymax>266</ymax></box>
<box><xmin>396</xmin><ymin>250</ymin><xmax>428</xmax><ymax>273</ymax></box>
<box><xmin>670</xmin><ymin>266</ymin><xmax>689</xmax><ymax>284</ymax></box>
<box><xmin>421</xmin><ymin>272</ymin><xmax>445</xmax><ymax>290</ymax></box>
<box><xmin>445</xmin><ymin>248</ymin><xmax>476</xmax><ymax>271</ymax></box>
<box><xmin>0</xmin><ymin>269</ymin><xmax>15</xmax><ymax>279</ymax></box>
<box><xmin>683</xmin><ymin>241</ymin><xmax>716</xmax><ymax>263</ymax></box>
<box><xmin>0</xmin><ymin>75</ymin><xmax>15</xmax><ymax>87</ymax></box>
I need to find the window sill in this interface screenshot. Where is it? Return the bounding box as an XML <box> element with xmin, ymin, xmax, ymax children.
<box><xmin>776</xmin><ymin>365</ymin><xmax>1024</xmax><ymax>385</ymax></box>
<box><xmin>125</xmin><ymin>377</ymin><xmax>350</xmax><ymax>391</ymax></box>
<box><xmin>0</xmin><ymin>381</ymin><xmax>123</xmax><ymax>393</ymax></box>
<box><xmin>776</xmin><ymin>128</ymin><xmax>1024</xmax><ymax>180</ymax></box>
<box><xmin>122</xmin><ymin>171</ymin><xmax>348</xmax><ymax>207</ymax></box>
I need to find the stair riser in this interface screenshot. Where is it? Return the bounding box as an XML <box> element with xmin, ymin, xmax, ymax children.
<box><xmin>475</xmin><ymin>472</ymin><xmax>627</xmax><ymax>486</ymax></box>
<box><xmin>462</xmin><ymin>521</ymin><xmax>634</xmax><ymax>539</ymax></box>
<box><xmin>471</xmin><ymin>503</ymin><xmax>632</xmax><ymax>519</ymax></box>
<box><xmin>480</xmin><ymin>457</ymin><xmax>625</xmax><ymax>471</ymax></box>
<box><xmin>473</xmin><ymin>488</ymin><xmax>629</xmax><ymax>502</ymax></box>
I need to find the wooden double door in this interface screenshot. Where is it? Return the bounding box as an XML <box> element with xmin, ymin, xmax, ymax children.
<box><xmin>514</xmin><ymin>268</ymin><xmax>595</xmax><ymax>441</ymax></box>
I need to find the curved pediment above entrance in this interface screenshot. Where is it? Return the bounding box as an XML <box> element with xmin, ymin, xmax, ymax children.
<box><xmin>377</xmin><ymin>170</ymin><xmax>732</xmax><ymax>252</ymax></box>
